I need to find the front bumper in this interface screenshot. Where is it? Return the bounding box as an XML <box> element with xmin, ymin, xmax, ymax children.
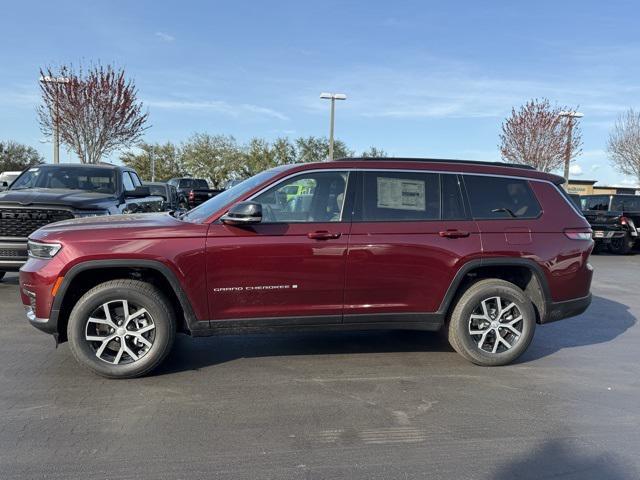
<box><xmin>0</xmin><ymin>238</ymin><xmax>28</xmax><ymax>271</ymax></box>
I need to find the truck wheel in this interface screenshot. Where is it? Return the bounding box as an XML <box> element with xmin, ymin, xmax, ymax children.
<box><xmin>447</xmin><ymin>279</ymin><xmax>536</xmax><ymax>366</ymax></box>
<box><xmin>67</xmin><ymin>279</ymin><xmax>175</xmax><ymax>379</ymax></box>
<box><xmin>609</xmin><ymin>233</ymin><xmax>634</xmax><ymax>255</ymax></box>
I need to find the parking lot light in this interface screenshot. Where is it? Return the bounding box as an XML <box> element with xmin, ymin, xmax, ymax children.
<box><xmin>558</xmin><ymin>111</ymin><xmax>584</xmax><ymax>189</ymax></box>
<box><xmin>320</xmin><ymin>92</ymin><xmax>347</xmax><ymax>161</ymax></box>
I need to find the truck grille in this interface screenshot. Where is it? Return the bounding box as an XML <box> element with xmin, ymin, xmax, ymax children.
<box><xmin>0</xmin><ymin>248</ymin><xmax>27</xmax><ymax>257</ymax></box>
<box><xmin>0</xmin><ymin>208</ymin><xmax>74</xmax><ymax>237</ymax></box>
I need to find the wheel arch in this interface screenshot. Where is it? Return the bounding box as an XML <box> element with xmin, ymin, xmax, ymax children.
<box><xmin>51</xmin><ymin>259</ymin><xmax>200</xmax><ymax>342</ymax></box>
<box><xmin>438</xmin><ymin>258</ymin><xmax>551</xmax><ymax>324</ymax></box>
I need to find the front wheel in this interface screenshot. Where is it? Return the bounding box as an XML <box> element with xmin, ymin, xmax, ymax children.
<box><xmin>447</xmin><ymin>279</ymin><xmax>536</xmax><ymax>366</ymax></box>
<box><xmin>67</xmin><ymin>279</ymin><xmax>176</xmax><ymax>379</ymax></box>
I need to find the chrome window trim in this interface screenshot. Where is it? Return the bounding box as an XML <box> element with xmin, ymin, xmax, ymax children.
<box><xmin>239</xmin><ymin>166</ymin><xmax>575</xmax><ymax>221</ymax></box>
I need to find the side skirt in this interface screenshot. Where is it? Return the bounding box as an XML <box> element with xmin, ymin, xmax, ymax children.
<box><xmin>190</xmin><ymin>313</ymin><xmax>444</xmax><ymax>337</ymax></box>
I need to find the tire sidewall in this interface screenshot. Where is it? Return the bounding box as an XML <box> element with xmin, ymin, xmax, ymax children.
<box><xmin>68</xmin><ymin>284</ymin><xmax>173</xmax><ymax>378</ymax></box>
<box><xmin>453</xmin><ymin>283</ymin><xmax>536</xmax><ymax>366</ymax></box>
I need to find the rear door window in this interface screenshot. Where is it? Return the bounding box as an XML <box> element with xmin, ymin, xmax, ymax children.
<box><xmin>610</xmin><ymin>196</ymin><xmax>640</xmax><ymax>211</ymax></box>
<box><xmin>580</xmin><ymin>196</ymin><xmax>610</xmax><ymax>211</ymax></box>
<box><xmin>359</xmin><ymin>171</ymin><xmax>440</xmax><ymax>221</ymax></box>
<box><xmin>463</xmin><ymin>175</ymin><xmax>541</xmax><ymax>219</ymax></box>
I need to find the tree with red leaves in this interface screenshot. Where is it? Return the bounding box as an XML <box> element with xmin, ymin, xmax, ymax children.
<box><xmin>499</xmin><ymin>98</ymin><xmax>582</xmax><ymax>172</ymax></box>
<box><xmin>37</xmin><ymin>64</ymin><xmax>149</xmax><ymax>164</ymax></box>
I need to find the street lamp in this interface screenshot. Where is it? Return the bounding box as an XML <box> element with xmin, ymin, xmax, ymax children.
<box><xmin>558</xmin><ymin>110</ymin><xmax>584</xmax><ymax>189</ymax></box>
<box><xmin>320</xmin><ymin>92</ymin><xmax>347</xmax><ymax>161</ymax></box>
<box><xmin>39</xmin><ymin>75</ymin><xmax>70</xmax><ymax>164</ymax></box>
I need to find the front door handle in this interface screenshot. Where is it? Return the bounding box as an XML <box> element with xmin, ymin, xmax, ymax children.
<box><xmin>439</xmin><ymin>229</ymin><xmax>470</xmax><ymax>239</ymax></box>
<box><xmin>307</xmin><ymin>231</ymin><xmax>342</xmax><ymax>240</ymax></box>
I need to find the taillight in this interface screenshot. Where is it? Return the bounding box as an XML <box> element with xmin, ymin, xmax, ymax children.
<box><xmin>620</xmin><ymin>216</ymin><xmax>628</xmax><ymax>225</ymax></box>
<box><xmin>564</xmin><ymin>229</ymin><xmax>592</xmax><ymax>240</ymax></box>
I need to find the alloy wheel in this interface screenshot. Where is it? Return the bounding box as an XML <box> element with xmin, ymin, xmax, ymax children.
<box><xmin>85</xmin><ymin>299</ymin><xmax>156</xmax><ymax>365</ymax></box>
<box><xmin>467</xmin><ymin>296</ymin><xmax>523</xmax><ymax>354</ymax></box>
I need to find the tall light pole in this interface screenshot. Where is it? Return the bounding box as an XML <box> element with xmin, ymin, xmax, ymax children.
<box><xmin>558</xmin><ymin>110</ymin><xmax>584</xmax><ymax>189</ymax></box>
<box><xmin>320</xmin><ymin>92</ymin><xmax>347</xmax><ymax>161</ymax></box>
<box><xmin>39</xmin><ymin>75</ymin><xmax>70</xmax><ymax>164</ymax></box>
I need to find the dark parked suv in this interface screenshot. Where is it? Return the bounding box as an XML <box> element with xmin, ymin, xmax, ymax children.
<box><xmin>20</xmin><ymin>158</ymin><xmax>593</xmax><ymax>378</ymax></box>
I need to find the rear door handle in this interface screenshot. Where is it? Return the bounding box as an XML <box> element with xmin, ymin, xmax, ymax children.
<box><xmin>439</xmin><ymin>229</ymin><xmax>470</xmax><ymax>239</ymax></box>
<box><xmin>307</xmin><ymin>231</ymin><xmax>342</xmax><ymax>240</ymax></box>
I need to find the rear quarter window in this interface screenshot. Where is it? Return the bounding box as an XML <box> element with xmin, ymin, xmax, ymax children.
<box><xmin>464</xmin><ymin>175</ymin><xmax>541</xmax><ymax>219</ymax></box>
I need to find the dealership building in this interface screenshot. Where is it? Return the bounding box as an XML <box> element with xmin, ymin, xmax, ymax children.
<box><xmin>567</xmin><ymin>179</ymin><xmax>639</xmax><ymax>196</ymax></box>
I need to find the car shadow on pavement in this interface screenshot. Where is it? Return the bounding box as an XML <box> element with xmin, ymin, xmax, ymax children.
<box><xmin>156</xmin><ymin>329</ymin><xmax>454</xmax><ymax>375</ymax></box>
<box><xmin>520</xmin><ymin>295</ymin><xmax>636</xmax><ymax>362</ymax></box>
<box><xmin>156</xmin><ymin>295</ymin><xmax>635</xmax><ymax>375</ymax></box>
<box><xmin>490</xmin><ymin>438</ymin><xmax>636</xmax><ymax>479</ymax></box>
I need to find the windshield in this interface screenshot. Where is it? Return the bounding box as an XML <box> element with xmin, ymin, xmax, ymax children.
<box><xmin>10</xmin><ymin>166</ymin><xmax>117</xmax><ymax>194</ymax></box>
<box><xmin>181</xmin><ymin>167</ymin><xmax>289</xmax><ymax>223</ymax></box>
<box><xmin>611</xmin><ymin>196</ymin><xmax>640</xmax><ymax>211</ymax></box>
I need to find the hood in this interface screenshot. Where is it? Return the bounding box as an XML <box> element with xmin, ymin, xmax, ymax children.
<box><xmin>0</xmin><ymin>188</ymin><xmax>117</xmax><ymax>210</ymax></box>
<box><xmin>30</xmin><ymin>212</ymin><xmax>208</xmax><ymax>242</ymax></box>
<box><xmin>39</xmin><ymin>212</ymin><xmax>176</xmax><ymax>232</ymax></box>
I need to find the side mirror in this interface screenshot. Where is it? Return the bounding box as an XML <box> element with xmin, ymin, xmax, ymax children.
<box><xmin>1</xmin><ymin>181</ymin><xmax>7</xmax><ymax>187</ymax></box>
<box><xmin>126</xmin><ymin>186</ymin><xmax>151</xmax><ymax>198</ymax></box>
<box><xmin>220</xmin><ymin>201</ymin><xmax>262</xmax><ymax>225</ymax></box>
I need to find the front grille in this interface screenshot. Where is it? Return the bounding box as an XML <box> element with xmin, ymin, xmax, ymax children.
<box><xmin>0</xmin><ymin>248</ymin><xmax>27</xmax><ymax>258</ymax></box>
<box><xmin>0</xmin><ymin>208</ymin><xmax>74</xmax><ymax>237</ymax></box>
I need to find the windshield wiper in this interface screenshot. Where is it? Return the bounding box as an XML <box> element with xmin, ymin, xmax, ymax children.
<box><xmin>492</xmin><ymin>207</ymin><xmax>518</xmax><ymax>218</ymax></box>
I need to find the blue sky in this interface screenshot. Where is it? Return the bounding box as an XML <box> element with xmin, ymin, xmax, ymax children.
<box><xmin>1</xmin><ymin>0</ymin><xmax>639</xmax><ymax>186</ymax></box>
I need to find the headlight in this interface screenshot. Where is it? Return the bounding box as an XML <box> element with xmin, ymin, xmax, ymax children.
<box><xmin>28</xmin><ymin>240</ymin><xmax>62</xmax><ymax>259</ymax></box>
<box><xmin>73</xmin><ymin>210</ymin><xmax>110</xmax><ymax>218</ymax></box>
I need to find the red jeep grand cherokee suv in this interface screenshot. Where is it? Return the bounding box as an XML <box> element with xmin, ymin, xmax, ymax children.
<box><xmin>19</xmin><ymin>158</ymin><xmax>593</xmax><ymax>378</ymax></box>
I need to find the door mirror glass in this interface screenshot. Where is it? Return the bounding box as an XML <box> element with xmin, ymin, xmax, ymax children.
<box><xmin>221</xmin><ymin>201</ymin><xmax>262</xmax><ymax>225</ymax></box>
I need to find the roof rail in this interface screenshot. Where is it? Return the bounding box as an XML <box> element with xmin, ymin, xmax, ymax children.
<box><xmin>334</xmin><ymin>157</ymin><xmax>536</xmax><ymax>170</ymax></box>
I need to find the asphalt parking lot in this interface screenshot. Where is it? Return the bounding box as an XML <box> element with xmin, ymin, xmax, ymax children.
<box><xmin>0</xmin><ymin>254</ymin><xmax>639</xmax><ymax>480</ymax></box>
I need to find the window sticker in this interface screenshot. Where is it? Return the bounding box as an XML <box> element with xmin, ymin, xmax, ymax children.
<box><xmin>377</xmin><ymin>177</ymin><xmax>426</xmax><ymax>211</ymax></box>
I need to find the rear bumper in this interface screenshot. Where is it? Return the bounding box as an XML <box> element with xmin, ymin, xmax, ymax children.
<box><xmin>592</xmin><ymin>230</ymin><xmax>627</xmax><ymax>241</ymax></box>
<box><xmin>542</xmin><ymin>293</ymin><xmax>592</xmax><ymax>324</ymax></box>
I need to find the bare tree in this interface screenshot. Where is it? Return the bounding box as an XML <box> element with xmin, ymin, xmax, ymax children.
<box><xmin>499</xmin><ymin>98</ymin><xmax>582</xmax><ymax>172</ymax></box>
<box><xmin>607</xmin><ymin>109</ymin><xmax>640</xmax><ymax>184</ymax></box>
<box><xmin>37</xmin><ymin>64</ymin><xmax>149</xmax><ymax>164</ymax></box>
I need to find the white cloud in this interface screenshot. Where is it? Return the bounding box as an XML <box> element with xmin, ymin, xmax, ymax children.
<box><xmin>145</xmin><ymin>98</ymin><xmax>289</xmax><ymax>120</ymax></box>
<box><xmin>155</xmin><ymin>32</ymin><xmax>175</xmax><ymax>42</ymax></box>
<box><xmin>569</xmin><ymin>164</ymin><xmax>583</xmax><ymax>176</ymax></box>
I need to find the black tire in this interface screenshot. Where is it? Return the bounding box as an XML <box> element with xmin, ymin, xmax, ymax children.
<box><xmin>591</xmin><ymin>242</ymin><xmax>604</xmax><ymax>254</ymax></box>
<box><xmin>609</xmin><ymin>233</ymin><xmax>634</xmax><ymax>255</ymax></box>
<box><xmin>67</xmin><ymin>279</ymin><xmax>176</xmax><ymax>379</ymax></box>
<box><xmin>447</xmin><ymin>279</ymin><xmax>536</xmax><ymax>366</ymax></box>
<box><xmin>0</xmin><ymin>271</ymin><xmax>5</xmax><ymax>281</ymax></box>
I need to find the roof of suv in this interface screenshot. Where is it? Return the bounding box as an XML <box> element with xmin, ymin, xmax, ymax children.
<box><xmin>324</xmin><ymin>157</ymin><xmax>565</xmax><ymax>185</ymax></box>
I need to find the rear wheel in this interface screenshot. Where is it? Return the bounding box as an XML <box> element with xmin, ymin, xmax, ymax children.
<box><xmin>609</xmin><ymin>233</ymin><xmax>634</xmax><ymax>255</ymax></box>
<box><xmin>67</xmin><ymin>279</ymin><xmax>175</xmax><ymax>379</ymax></box>
<box><xmin>447</xmin><ymin>279</ymin><xmax>536</xmax><ymax>366</ymax></box>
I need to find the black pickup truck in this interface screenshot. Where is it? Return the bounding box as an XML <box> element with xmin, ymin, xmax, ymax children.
<box><xmin>167</xmin><ymin>177</ymin><xmax>223</xmax><ymax>209</ymax></box>
<box><xmin>0</xmin><ymin>163</ymin><xmax>163</xmax><ymax>277</ymax></box>
<box><xmin>580</xmin><ymin>194</ymin><xmax>640</xmax><ymax>254</ymax></box>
